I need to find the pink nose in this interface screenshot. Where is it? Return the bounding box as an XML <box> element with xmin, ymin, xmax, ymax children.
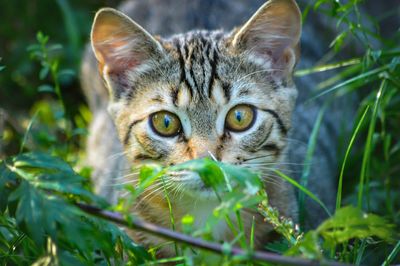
<box><xmin>187</xmin><ymin>137</ymin><xmax>217</xmax><ymax>160</ymax></box>
<box><xmin>189</xmin><ymin>147</ymin><xmax>217</xmax><ymax>160</ymax></box>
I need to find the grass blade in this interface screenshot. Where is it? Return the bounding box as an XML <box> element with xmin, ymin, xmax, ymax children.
<box><xmin>336</xmin><ymin>105</ymin><xmax>370</xmax><ymax>211</ymax></box>
<box><xmin>358</xmin><ymin>79</ymin><xmax>387</xmax><ymax>209</ymax></box>
<box><xmin>355</xmin><ymin>240</ymin><xmax>367</xmax><ymax>265</ymax></box>
<box><xmin>299</xmin><ymin>104</ymin><xmax>327</xmax><ymax>228</ymax></box>
<box><xmin>309</xmin><ymin>65</ymin><xmax>389</xmax><ymax>101</ymax></box>
<box><xmin>316</xmin><ymin>64</ymin><xmax>362</xmax><ymax>91</ymax></box>
<box><xmin>382</xmin><ymin>240</ymin><xmax>400</xmax><ymax>266</ymax></box>
<box><xmin>295</xmin><ymin>58</ymin><xmax>361</xmax><ymax>77</ymax></box>
<box><xmin>161</xmin><ymin>176</ymin><xmax>179</xmax><ymax>256</ymax></box>
<box><xmin>19</xmin><ymin>111</ymin><xmax>39</xmax><ymax>154</ymax></box>
<box><xmin>274</xmin><ymin>170</ymin><xmax>331</xmax><ymax>217</ymax></box>
<box><xmin>250</xmin><ymin>216</ymin><xmax>255</xmax><ymax>250</ymax></box>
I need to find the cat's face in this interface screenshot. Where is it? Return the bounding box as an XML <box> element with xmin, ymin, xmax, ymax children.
<box><xmin>91</xmin><ymin>0</ymin><xmax>301</xmax><ymax>198</ymax></box>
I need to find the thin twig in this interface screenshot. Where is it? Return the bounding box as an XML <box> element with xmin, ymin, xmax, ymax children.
<box><xmin>76</xmin><ymin>203</ymin><xmax>352</xmax><ymax>266</ymax></box>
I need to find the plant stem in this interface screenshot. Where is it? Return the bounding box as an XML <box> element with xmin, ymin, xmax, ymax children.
<box><xmin>51</xmin><ymin>62</ymin><xmax>66</xmax><ymax>116</ymax></box>
<box><xmin>76</xmin><ymin>203</ymin><xmax>351</xmax><ymax>266</ymax></box>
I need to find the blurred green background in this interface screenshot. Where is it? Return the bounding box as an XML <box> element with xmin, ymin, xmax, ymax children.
<box><xmin>1</xmin><ymin>0</ymin><xmax>116</xmax><ymax>106</ymax></box>
<box><xmin>0</xmin><ymin>0</ymin><xmax>121</xmax><ymax>157</ymax></box>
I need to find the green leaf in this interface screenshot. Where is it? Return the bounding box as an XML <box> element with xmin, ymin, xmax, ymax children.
<box><xmin>12</xmin><ymin>152</ymin><xmax>74</xmax><ymax>173</ymax></box>
<box><xmin>47</xmin><ymin>44</ymin><xmax>63</xmax><ymax>52</ymax></box>
<box><xmin>221</xmin><ymin>242</ymin><xmax>232</xmax><ymax>256</ymax></box>
<box><xmin>138</xmin><ymin>164</ymin><xmax>162</xmax><ymax>185</ymax></box>
<box><xmin>0</xmin><ymin>161</ymin><xmax>18</xmax><ymax>212</ymax></box>
<box><xmin>71</xmin><ymin>127</ymin><xmax>88</xmax><ymax>137</ymax></box>
<box><xmin>36</xmin><ymin>31</ymin><xmax>49</xmax><ymax>44</ymax></box>
<box><xmin>170</xmin><ymin>158</ymin><xmax>225</xmax><ymax>189</ymax></box>
<box><xmin>30</xmin><ymin>174</ymin><xmax>103</xmax><ymax>204</ymax></box>
<box><xmin>330</xmin><ymin>31</ymin><xmax>348</xmax><ymax>52</ymax></box>
<box><xmin>39</xmin><ymin>66</ymin><xmax>50</xmax><ymax>80</ymax></box>
<box><xmin>317</xmin><ymin>206</ymin><xmax>395</xmax><ymax>245</ymax></box>
<box><xmin>58</xmin><ymin>251</ymin><xmax>86</xmax><ymax>266</ymax></box>
<box><xmin>285</xmin><ymin>231</ymin><xmax>323</xmax><ymax>260</ymax></box>
<box><xmin>38</xmin><ymin>84</ymin><xmax>54</xmax><ymax>93</ymax></box>
<box><xmin>57</xmin><ymin>69</ymin><xmax>75</xmax><ymax>78</ymax></box>
<box><xmin>213</xmin><ymin>191</ymin><xmax>263</xmax><ymax>218</ymax></box>
<box><xmin>26</xmin><ymin>44</ymin><xmax>41</xmax><ymax>52</ymax></box>
<box><xmin>389</xmin><ymin>56</ymin><xmax>400</xmax><ymax>72</ymax></box>
<box><xmin>370</xmin><ymin>50</ymin><xmax>382</xmax><ymax>62</ymax></box>
<box><xmin>8</xmin><ymin>181</ymin><xmax>46</xmax><ymax>246</ymax></box>
<box><xmin>218</xmin><ymin>162</ymin><xmax>262</xmax><ymax>194</ymax></box>
<box><xmin>123</xmin><ymin>164</ymin><xmax>164</xmax><ymax>201</ymax></box>
<box><xmin>182</xmin><ymin>214</ymin><xmax>194</xmax><ymax>234</ymax></box>
<box><xmin>165</xmin><ymin>158</ymin><xmax>264</xmax><ymax>195</ymax></box>
<box><xmin>9</xmin><ymin>152</ymin><xmax>107</xmax><ymax>207</ymax></box>
<box><xmin>5</xmin><ymin>174</ymin><xmax>148</xmax><ymax>264</ymax></box>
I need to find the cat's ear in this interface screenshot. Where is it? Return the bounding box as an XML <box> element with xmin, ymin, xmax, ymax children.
<box><xmin>91</xmin><ymin>8</ymin><xmax>163</xmax><ymax>75</ymax></box>
<box><xmin>230</xmin><ymin>0</ymin><xmax>301</xmax><ymax>74</ymax></box>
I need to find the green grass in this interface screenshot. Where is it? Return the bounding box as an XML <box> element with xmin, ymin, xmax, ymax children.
<box><xmin>0</xmin><ymin>0</ymin><xmax>399</xmax><ymax>265</ymax></box>
<box><xmin>298</xmin><ymin>103</ymin><xmax>328</xmax><ymax>227</ymax></box>
<box><xmin>358</xmin><ymin>79</ymin><xmax>387</xmax><ymax>210</ymax></box>
<box><xmin>336</xmin><ymin>105</ymin><xmax>370</xmax><ymax>211</ymax></box>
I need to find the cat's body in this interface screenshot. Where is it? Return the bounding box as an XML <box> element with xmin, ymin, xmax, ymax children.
<box><xmin>81</xmin><ymin>0</ymin><xmax>355</xmax><ymax>255</ymax></box>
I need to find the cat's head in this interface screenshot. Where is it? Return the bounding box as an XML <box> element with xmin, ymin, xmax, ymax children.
<box><xmin>90</xmin><ymin>0</ymin><xmax>301</xmax><ymax>198</ymax></box>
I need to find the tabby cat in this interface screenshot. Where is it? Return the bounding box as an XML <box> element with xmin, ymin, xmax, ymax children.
<box><xmin>82</xmin><ymin>0</ymin><xmax>344</xmax><ymax>256</ymax></box>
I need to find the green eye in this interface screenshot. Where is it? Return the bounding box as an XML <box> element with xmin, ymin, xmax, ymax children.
<box><xmin>150</xmin><ymin>111</ymin><xmax>182</xmax><ymax>137</ymax></box>
<box><xmin>225</xmin><ymin>105</ymin><xmax>255</xmax><ymax>132</ymax></box>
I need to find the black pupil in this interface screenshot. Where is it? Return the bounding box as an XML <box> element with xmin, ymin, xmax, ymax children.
<box><xmin>164</xmin><ymin>115</ymin><xmax>171</xmax><ymax>128</ymax></box>
<box><xmin>235</xmin><ymin>110</ymin><xmax>242</xmax><ymax>122</ymax></box>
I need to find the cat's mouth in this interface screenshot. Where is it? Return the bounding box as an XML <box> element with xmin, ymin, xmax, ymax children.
<box><xmin>166</xmin><ymin>171</ymin><xmax>222</xmax><ymax>200</ymax></box>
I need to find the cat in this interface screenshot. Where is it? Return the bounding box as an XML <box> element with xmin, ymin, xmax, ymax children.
<box><xmin>81</xmin><ymin>0</ymin><xmax>354</xmax><ymax>256</ymax></box>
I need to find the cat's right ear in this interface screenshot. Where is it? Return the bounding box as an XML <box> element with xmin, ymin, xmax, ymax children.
<box><xmin>230</xmin><ymin>0</ymin><xmax>301</xmax><ymax>76</ymax></box>
<box><xmin>91</xmin><ymin>8</ymin><xmax>163</xmax><ymax>79</ymax></box>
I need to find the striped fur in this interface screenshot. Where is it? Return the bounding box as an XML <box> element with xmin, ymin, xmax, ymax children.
<box><xmin>88</xmin><ymin>0</ymin><xmax>303</xmax><ymax>256</ymax></box>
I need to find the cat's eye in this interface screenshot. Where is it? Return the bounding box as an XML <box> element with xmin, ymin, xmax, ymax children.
<box><xmin>150</xmin><ymin>111</ymin><xmax>182</xmax><ymax>137</ymax></box>
<box><xmin>225</xmin><ymin>105</ymin><xmax>255</xmax><ymax>132</ymax></box>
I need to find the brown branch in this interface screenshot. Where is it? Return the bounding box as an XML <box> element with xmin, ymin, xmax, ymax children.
<box><xmin>76</xmin><ymin>203</ymin><xmax>352</xmax><ymax>266</ymax></box>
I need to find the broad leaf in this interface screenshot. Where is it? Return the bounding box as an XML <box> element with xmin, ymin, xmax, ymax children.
<box><xmin>317</xmin><ymin>206</ymin><xmax>395</xmax><ymax>245</ymax></box>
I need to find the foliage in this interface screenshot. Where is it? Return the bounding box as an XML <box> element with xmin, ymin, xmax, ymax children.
<box><xmin>302</xmin><ymin>0</ymin><xmax>400</xmax><ymax>229</ymax></box>
<box><xmin>286</xmin><ymin>206</ymin><xmax>395</xmax><ymax>259</ymax></box>
<box><xmin>0</xmin><ymin>152</ymin><xmax>396</xmax><ymax>265</ymax></box>
<box><xmin>0</xmin><ymin>152</ymin><xmax>149</xmax><ymax>265</ymax></box>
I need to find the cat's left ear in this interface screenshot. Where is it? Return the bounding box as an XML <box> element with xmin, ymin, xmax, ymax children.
<box><xmin>230</xmin><ymin>0</ymin><xmax>301</xmax><ymax>74</ymax></box>
<box><xmin>91</xmin><ymin>8</ymin><xmax>164</xmax><ymax>77</ymax></box>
